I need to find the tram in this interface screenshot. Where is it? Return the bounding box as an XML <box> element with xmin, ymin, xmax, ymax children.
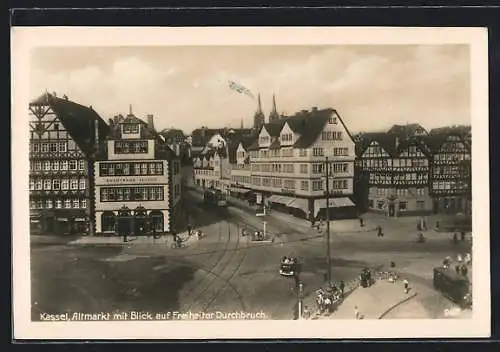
<box><xmin>203</xmin><ymin>188</ymin><xmax>228</xmax><ymax>207</ymax></box>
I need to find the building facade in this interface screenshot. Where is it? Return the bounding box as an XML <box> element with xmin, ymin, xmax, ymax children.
<box><xmin>426</xmin><ymin>132</ymin><xmax>471</xmax><ymax>214</ymax></box>
<box><xmin>247</xmin><ymin>107</ymin><xmax>357</xmax><ymax>220</ymax></box>
<box><xmin>355</xmin><ymin>124</ymin><xmax>471</xmax><ymax>216</ymax></box>
<box><xmin>357</xmin><ymin>134</ymin><xmax>433</xmax><ymax>217</ymax></box>
<box><xmin>29</xmin><ymin>92</ymin><xmax>109</xmax><ymax>235</ymax></box>
<box><xmin>94</xmin><ymin>110</ymin><xmax>182</xmax><ymax>235</ymax></box>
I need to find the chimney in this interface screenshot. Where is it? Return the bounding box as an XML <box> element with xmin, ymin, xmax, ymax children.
<box><xmin>146</xmin><ymin>114</ymin><xmax>155</xmax><ymax>131</ymax></box>
<box><xmin>312</xmin><ymin>106</ymin><xmax>318</xmax><ymax>112</ymax></box>
<box><xmin>52</xmin><ymin>91</ymin><xmax>57</xmax><ymax>97</ymax></box>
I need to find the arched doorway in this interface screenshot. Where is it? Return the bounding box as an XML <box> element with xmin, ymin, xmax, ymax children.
<box><xmin>149</xmin><ymin>211</ymin><xmax>164</xmax><ymax>233</ymax></box>
<box><xmin>134</xmin><ymin>206</ymin><xmax>148</xmax><ymax>235</ymax></box>
<box><xmin>101</xmin><ymin>211</ymin><xmax>116</xmax><ymax>232</ymax></box>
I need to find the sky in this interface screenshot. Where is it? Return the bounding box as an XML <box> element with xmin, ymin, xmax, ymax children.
<box><xmin>30</xmin><ymin>45</ymin><xmax>470</xmax><ymax>134</ymax></box>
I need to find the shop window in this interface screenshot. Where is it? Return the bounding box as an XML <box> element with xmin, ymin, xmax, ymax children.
<box><xmin>149</xmin><ymin>212</ymin><xmax>164</xmax><ymax>231</ymax></box>
<box><xmin>101</xmin><ymin>212</ymin><xmax>116</xmax><ymax>232</ymax></box>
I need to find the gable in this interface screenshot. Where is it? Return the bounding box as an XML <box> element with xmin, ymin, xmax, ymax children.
<box><xmin>362</xmin><ymin>141</ymin><xmax>390</xmax><ymax>158</ymax></box>
<box><xmin>237</xmin><ymin>143</ymin><xmax>246</xmax><ymax>153</ymax></box>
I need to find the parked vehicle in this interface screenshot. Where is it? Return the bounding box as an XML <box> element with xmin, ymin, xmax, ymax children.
<box><xmin>204</xmin><ymin>188</ymin><xmax>227</xmax><ymax>207</ymax></box>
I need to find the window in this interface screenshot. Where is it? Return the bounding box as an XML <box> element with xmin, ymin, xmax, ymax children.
<box><xmin>41</xmin><ymin>143</ymin><xmax>49</xmax><ymax>152</ymax></box>
<box><xmin>73</xmin><ymin>199</ymin><xmax>80</xmax><ymax>208</ymax></box>
<box><xmin>33</xmin><ymin>143</ymin><xmax>40</xmax><ymax>152</ymax></box>
<box><xmin>61</xmin><ymin>161</ymin><xmax>68</xmax><ymax>170</ymax></box>
<box><xmin>300</xmin><ymin>164</ymin><xmax>308</xmax><ymax>174</ymax></box>
<box><xmin>329</xmin><ymin>114</ymin><xmax>338</xmax><ymax>124</ymax></box>
<box><xmin>123</xmin><ymin>123</ymin><xmax>139</xmax><ymax>134</ymax></box>
<box><xmin>281</xmin><ymin>133</ymin><xmax>293</xmax><ymax>142</ymax></box>
<box><xmin>300</xmin><ymin>180</ymin><xmax>309</xmax><ymax>191</ymax></box>
<box><xmin>52</xmin><ymin>179</ymin><xmax>60</xmax><ymax>190</ymax></box>
<box><xmin>43</xmin><ymin>161</ymin><xmax>50</xmax><ymax>171</ymax></box>
<box><xmin>53</xmin><ymin>123</ymin><xmax>59</xmax><ymax>130</ymax></box>
<box><xmin>61</xmin><ymin>179</ymin><xmax>69</xmax><ymax>190</ymax></box>
<box><xmin>78</xmin><ymin>160</ymin><xmax>86</xmax><ymax>170</ymax></box>
<box><xmin>101</xmin><ymin>212</ymin><xmax>116</xmax><ymax>232</ymax></box>
<box><xmin>313</xmin><ymin>148</ymin><xmax>324</xmax><ymax>157</ymax></box>
<box><xmin>416</xmin><ymin>188</ymin><xmax>425</xmax><ymax>196</ymax></box>
<box><xmin>299</xmin><ymin>149</ymin><xmax>307</xmax><ymax>157</ymax></box>
<box><xmin>283</xmin><ymin>179</ymin><xmax>295</xmax><ymax>190</ymax></box>
<box><xmin>46</xmin><ymin>200</ymin><xmax>53</xmax><ymax>208</ymax></box>
<box><xmin>64</xmin><ymin>199</ymin><xmax>72</xmax><ymax>208</ymax></box>
<box><xmin>79</xmin><ymin>179</ymin><xmax>86</xmax><ymax>189</ymax></box>
<box><xmin>416</xmin><ymin>201</ymin><xmax>425</xmax><ymax>210</ymax></box>
<box><xmin>43</xmin><ymin>179</ymin><xmax>51</xmax><ymax>190</ymax></box>
<box><xmin>58</xmin><ymin>142</ymin><xmax>67</xmax><ymax>152</ymax></box>
<box><xmin>36</xmin><ymin>201</ymin><xmax>43</xmax><ymax>209</ymax></box>
<box><xmin>332</xmin><ymin>163</ymin><xmax>348</xmax><ymax>173</ymax></box>
<box><xmin>35</xmin><ymin>161</ymin><xmax>41</xmax><ymax>171</ymax></box>
<box><xmin>312</xmin><ymin>180</ymin><xmax>323</xmax><ymax>191</ymax></box>
<box><xmin>49</xmin><ymin>143</ymin><xmax>58</xmax><ymax>152</ymax></box>
<box><xmin>155</xmin><ymin>163</ymin><xmax>163</xmax><ymax>175</ymax></box>
<box><xmin>100</xmin><ymin>187</ymin><xmax>164</xmax><ymax>202</ymax></box>
<box><xmin>114</xmin><ymin>140</ymin><xmax>148</xmax><ymax>154</ymax></box>
<box><xmin>35</xmin><ymin>179</ymin><xmax>42</xmax><ymax>190</ymax></box>
<box><xmin>55</xmin><ymin>199</ymin><xmax>62</xmax><ymax>208</ymax></box>
<box><xmin>29</xmin><ymin>179</ymin><xmax>35</xmax><ymax>190</ymax></box>
<box><xmin>313</xmin><ymin>164</ymin><xmax>323</xmax><ymax>174</ymax></box>
<box><xmin>70</xmin><ymin>179</ymin><xmax>78</xmax><ymax>190</ymax></box>
<box><xmin>81</xmin><ymin>199</ymin><xmax>87</xmax><ymax>208</ymax></box>
<box><xmin>399</xmin><ymin>201</ymin><xmax>407</xmax><ymax>211</ymax></box>
<box><xmin>69</xmin><ymin>160</ymin><xmax>77</xmax><ymax>170</ymax></box>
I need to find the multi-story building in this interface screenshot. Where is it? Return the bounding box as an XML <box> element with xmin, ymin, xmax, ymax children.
<box><xmin>29</xmin><ymin>92</ymin><xmax>109</xmax><ymax>235</ymax></box>
<box><xmin>425</xmin><ymin>129</ymin><xmax>471</xmax><ymax>214</ymax></box>
<box><xmin>247</xmin><ymin>107</ymin><xmax>357</xmax><ymax>220</ymax></box>
<box><xmin>93</xmin><ymin>108</ymin><xmax>182</xmax><ymax>235</ymax></box>
<box><xmin>228</xmin><ymin>135</ymin><xmax>256</xmax><ymax>198</ymax></box>
<box><xmin>356</xmin><ymin>133</ymin><xmax>433</xmax><ymax>216</ymax></box>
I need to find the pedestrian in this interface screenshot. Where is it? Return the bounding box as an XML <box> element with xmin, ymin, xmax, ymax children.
<box><xmin>457</xmin><ymin>253</ymin><xmax>463</xmax><ymax>263</ymax></box>
<box><xmin>339</xmin><ymin>280</ymin><xmax>345</xmax><ymax>298</ymax></box>
<box><xmin>465</xmin><ymin>252</ymin><xmax>472</xmax><ymax>265</ymax></box>
<box><xmin>455</xmin><ymin>264</ymin><xmax>460</xmax><ymax>274</ymax></box>
<box><xmin>187</xmin><ymin>224</ymin><xmax>192</xmax><ymax>236</ymax></box>
<box><xmin>460</xmin><ymin>231</ymin><xmax>466</xmax><ymax>241</ymax></box>
<box><xmin>359</xmin><ymin>217</ymin><xmax>364</xmax><ymax>228</ymax></box>
<box><xmin>403</xmin><ymin>279</ymin><xmax>409</xmax><ymax>294</ymax></box>
<box><xmin>354</xmin><ymin>305</ymin><xmax>360</xmax><ymax>320</ymax></box>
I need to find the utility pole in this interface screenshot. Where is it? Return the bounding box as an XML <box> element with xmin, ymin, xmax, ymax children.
<box><xmin>325</xmin><ymin>156</ymin><xmax>331</xmax><ymax>286</ymax></box>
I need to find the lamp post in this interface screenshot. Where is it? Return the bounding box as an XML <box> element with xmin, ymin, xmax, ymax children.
<box><xmin>324</xmin><ymin>156</ymin><xmax>332</xmax><ymax>286</ymax></box>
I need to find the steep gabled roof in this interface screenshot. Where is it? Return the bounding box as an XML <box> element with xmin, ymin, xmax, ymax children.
<box><xmin>356</xmin><ymin>132</ymin><xmax>431</xmax><ymax>158</ymax></box>
<box><xmin>263</xmin><ymin>121</ymin><xmax>285</xmax><ymax>137</ymax></box>
<box><xmin>30</xmin><ymin>92</ymin><xmax>110</xmax><ymax>156</ymax></box>
<box><xmin>291</xmin><ymin>109</ymin><xmax>332</xmax><ymax>149</ymax></box>
<box><xmin>387</xmin><ymin>123</ymin><xmax>428</xmax><ymax>137</ymax></box>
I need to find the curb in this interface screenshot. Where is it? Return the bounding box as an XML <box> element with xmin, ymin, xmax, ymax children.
<box><xmin>378</xmin><ymin>292</ymin><xmax>418</xmax><ymax>319</ymax></box>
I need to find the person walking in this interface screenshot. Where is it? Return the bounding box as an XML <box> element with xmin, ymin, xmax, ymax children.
<box><xmin>359</xmin><ymin>216</ymin><xmax>364</xmax><ymax>228</ymax></box>
<box><xmin>339</xmin><ymin>280</ymin><xmax>345</xmax><ymax>299</ymax></box>
<box><xmin>403</xmin><ymin>279</ymin><xmax>409</xmax><ymax>294</ymax></box>
<box><xmin>354</xmin><ymin>305</ymin><xmax>360</xmax><ymax>320</ymax></box>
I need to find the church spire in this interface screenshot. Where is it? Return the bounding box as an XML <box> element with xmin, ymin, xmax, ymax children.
<box><xmin>269</xmin><ymin>93</ymin><xmax>280</xmax><ymax>123</ymax></box>
<box><xmin>253</xmin><ymin>93</ymin><xmax>265</xmax><ymax>130</ymax></box>
<box><xmin>129</xmin><ymin>104</ymin><xmax>133</xmax><ymax>115</ymax></box>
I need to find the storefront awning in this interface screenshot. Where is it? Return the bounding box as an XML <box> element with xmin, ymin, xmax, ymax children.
<box><xmin>230</xmin><ymin>187</ymin><xmax>251</xmax><ymax>194</ymax></box>
<box><xmin>268</xmin><ymin>195</ymin><xmax>296</xmax><ymax>206</ymax></box>
<box><xmin>287</xmin><ymin>198</ymin><xmax>309</xmax><ymax>213</ymax></box>
<box><xmin>314</xmin><ymin>197</ymin><xmax>355</xmax><ymax>217</ymax></box>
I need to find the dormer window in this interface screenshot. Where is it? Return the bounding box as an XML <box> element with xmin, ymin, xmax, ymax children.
<box><xmin>329</xmin><ymin>113</ymin><xmax>338</xmax><ymax>124</ymax></box>
<box><xmin>123</xmin><ymin>123</ymin><xmax>139</xmax><ymax>134</ymax></box>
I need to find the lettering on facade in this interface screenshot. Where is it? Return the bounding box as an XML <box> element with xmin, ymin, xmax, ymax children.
<box><xmin>98</xmin><ymin>177</ymin><xmax>162</xmax><ymax>185</ymax></box>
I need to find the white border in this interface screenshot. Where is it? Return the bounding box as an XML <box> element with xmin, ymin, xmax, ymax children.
<box><xmin>11</xmin><ymin>27</ymin><xmax>490</xmax><ymax>340</ymax></box>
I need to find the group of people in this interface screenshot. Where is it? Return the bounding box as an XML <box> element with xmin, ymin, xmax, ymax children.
<box><xmin>281</xmin><ymin>256</ymin><xmax>297</xmax><ymax>265</ymax></box>
<box><xmin>442</xmin><ymin>252</ymin><xmax>472</xmax><ymax>275</ymax></box>
<box><xmin>315</xmin><ymin>282</ymin><xmax>345</xmax><ymax>314</ymax></box>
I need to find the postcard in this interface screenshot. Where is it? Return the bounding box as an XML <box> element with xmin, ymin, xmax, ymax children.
<box><xmin>11</xmin><ymin>26</ymin><xmax>490</xmax><ymax>339</ymax></box>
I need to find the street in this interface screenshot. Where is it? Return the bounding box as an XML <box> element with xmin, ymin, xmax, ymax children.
<box><xmin>31</xmin><ymin>190</ymin><xmax>472</xmax><ymax>321</ymax></box>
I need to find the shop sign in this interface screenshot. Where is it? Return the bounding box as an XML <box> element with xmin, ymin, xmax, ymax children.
<box><xmin>97</xmin><ymin>177</ymin><xmax>165</xmax><ymax>185</ymax></box>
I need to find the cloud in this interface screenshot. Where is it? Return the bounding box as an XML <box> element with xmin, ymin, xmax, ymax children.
<box><xmin>30</xmin><ymin>45</ymin><xmax>470</xmax><ymax>134</ymax></box>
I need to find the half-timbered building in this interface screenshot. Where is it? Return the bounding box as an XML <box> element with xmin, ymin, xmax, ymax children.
<box><xmin>357</xmin><ymin>133</ymin><xmax>433</xmax><ymax>216</ymax></box>
<box><xmin>425</xmin><ymin>131</ymin><xmax>471</xmax><ymax>214</ymax></box>
<box><xmin>93</xmin><ymin>108</ymin><xmax>182</xmax><ymax>236</ymax></box>
<box><xmin>29</xmin><ymin>92</ymin><xmax>109</xmax><ymax>235</ymax></box>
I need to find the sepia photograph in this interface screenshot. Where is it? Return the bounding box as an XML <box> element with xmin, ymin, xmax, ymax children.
<box><xmin>11</xmin><ymin>27</ymin><xmax>490</xmax><ymax>339</ymax></box>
